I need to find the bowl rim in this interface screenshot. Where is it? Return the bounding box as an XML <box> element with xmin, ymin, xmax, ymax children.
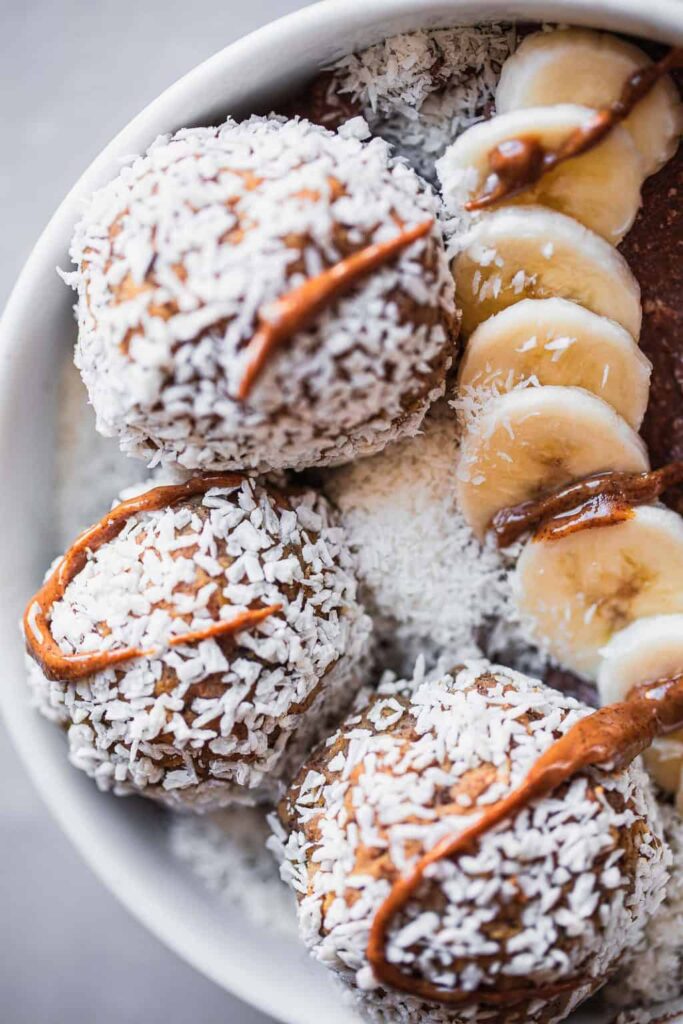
<box><xmin>1</xmin><ymin>1</ymin><xmax>682</xmax><ymax>1021</ymax></box>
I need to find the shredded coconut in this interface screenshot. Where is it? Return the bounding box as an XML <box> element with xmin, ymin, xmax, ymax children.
<box><xmin>170</xmin><ymin>806</ymin><xmax>298</xmax><ymax>933</ymax></box>
<box><xmin>323</xmin><ymin>403</ymin><xmax>550</xmax><ymax>678</ymax></box>
<box><xmin>56</xmin><ymin>358</ymin><xmax>177</xmax><ymax>546</ymax></box>
<box><xmin>328</xmin><ymin>25</ymin><xmax>516</xmax><ymax>184</ymax></box>
<box><xmin>616</xmin><ymin>999</ymin><xmax>683</xmax><ymax>1024</ymax></box>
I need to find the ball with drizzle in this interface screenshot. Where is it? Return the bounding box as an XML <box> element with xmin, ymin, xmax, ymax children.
<box><xmin>63</xmin><ymin>115</ymin><xmax>457</xmax><ymax>473</ymax></box>
<box><xmin>23</xmin><ymin>475</ymin><xmax>372</xmax><ymax>810</ymax></box>
<box><xmin>272</xmin><ymin>661</ymin><xmax>669</xmax><ymax>1024</ymax></box>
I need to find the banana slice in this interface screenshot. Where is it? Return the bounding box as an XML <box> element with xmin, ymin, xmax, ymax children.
<box><xmin>456</xmin><ymin>384</ymin><xmax>648</xmax><ymax>539</ymax></box>
<box><xmin>598</xmin><ymin>615</ymin><xmax>683</xmax><ymax>798</ymax></box>
<box><xmin>458</xmin><ymin>298</ymin><xmax>651</xmax><ymax>429</ymax></box>
<box><xmin>496</xmin><ymin>29</ymin><xmax>683</xmax><ymax>177</ymax></box>
<box><xmin>436</xmin><ymin>104</ymin><xmax>642</xmax><ymax>243</ymax></box>
<box><xmin>598</xmin><ymin>614</ymin><xmax>683</xmax><ymax>705</ymax></box>
<box><xmin>515</xmin><ymin>505</ymin><xmax>683</xmax><ymax>679</ymax></box>
<box><xmin>453</xmin><ymin>206</ymin><xmax>642</xmax><ymax>338</ymax></box>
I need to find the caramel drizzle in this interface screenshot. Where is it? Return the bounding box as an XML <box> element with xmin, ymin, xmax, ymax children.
<box><xmin>367</xmin><ymin>671</ymin><xmax>683</xmax><ymax>1004</ymax></box>
<box><xmin>236</xmin><ymin>219</ymin><xmax>434</xmax><ymax>400</ymax></box>
<box><xmin>490</xmin><ymin>461</ymin><xmax>683</xmax><ymax>547</ymax></box>
<box><xmin>467</xmin><ymin>46</ymin><xmax>683</xmax><ymax>211</ymax></box>
<box><xmin>23</xmin><ymin>474</ymin><xmax>281</xmax><ymax>682</ymax></box>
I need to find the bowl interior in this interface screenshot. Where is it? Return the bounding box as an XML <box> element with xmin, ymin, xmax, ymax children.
<box><xmin>1</xmin><ymin>2</ymin><xmax>680</xmax><ymax>1021</ymax></box>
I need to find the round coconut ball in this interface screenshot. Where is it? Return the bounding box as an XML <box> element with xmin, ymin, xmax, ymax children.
<box><xmin>63</xmin><ymin>115</ymin><xmax>457</xmax><ymax>473</ymax></box>
<box><xmin>25</xmin><ymin>476</ymin><xmax>372</xmax><ymax>810</ymax></box>
<box><xmin>272</xmin><ymin>660</ymin><xmax>669</xmax><ymax>1024</ymax></box>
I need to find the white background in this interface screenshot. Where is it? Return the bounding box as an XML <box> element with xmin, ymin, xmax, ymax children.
<box><xmin>0</xmin><ymin>2</ymin><xmax>314</xmax><ymax>1020</ymax></box>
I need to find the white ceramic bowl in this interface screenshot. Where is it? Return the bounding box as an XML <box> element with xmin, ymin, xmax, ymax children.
<box><xmin>1</xmin><ymin>2</ymin><xmax>682</xmax><ymax>1022</ymax></box>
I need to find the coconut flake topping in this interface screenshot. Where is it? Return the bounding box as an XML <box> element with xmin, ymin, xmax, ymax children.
<box><xmin>328</xmin><ymin>25</ymin><xmax>516</xmax><ymax>184</ymax></box>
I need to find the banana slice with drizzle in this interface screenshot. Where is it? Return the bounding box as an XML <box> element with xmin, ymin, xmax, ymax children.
<box><xmin>456</xmin><ymin>385</ymin><xmax>648</xmax><ymax>540</ymax></box>
<box><xmin>437</xmin><ymin>104</ymin><xmax>643</xmax><ymax>243</ymax></box>
<box><xmin>599</xmin><ymin>614</ymin><xmax>683</xmax><ymax>804</ymax></box>
<box><xmin>496</xmin><ymin>28</ymin><xmax>682</xmax><ymax>177</ymax></box>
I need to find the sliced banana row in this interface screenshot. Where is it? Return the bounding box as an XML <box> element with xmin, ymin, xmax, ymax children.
<box><xmin>448</xmin><ymin>27</ymin><xmax>683</xmax><ymax>756</ymax></box>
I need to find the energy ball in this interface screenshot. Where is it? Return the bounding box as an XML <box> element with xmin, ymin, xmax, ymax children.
<box><xmin>273</xmin><ymin>661</ymin><xmax>668</xmax><ymax>1024</ymax></box>
<box><xmin>24</xmin><ymin>475</ymin><xmax>372</xmax><ymax>811</ymax></box>
<box><xmin>63</xmin><ymin>115</ymin><xmax>457</xmax><ymax>473</ymax></box>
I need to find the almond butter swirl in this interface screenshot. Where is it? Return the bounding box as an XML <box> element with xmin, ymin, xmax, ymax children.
<box><xmin>490</xmin><ymin>461</ymin><xmax>683</xmax><ymax>547</ymax></box>
<box><xmin>237</xmin><ymin>219</ymin><xmax>434</xmax><ymax>399</ymax></box>
<box><xmin>23</xmin><ymin>474</ymin><xmax>281</xmax><ymax>682</ymax></box>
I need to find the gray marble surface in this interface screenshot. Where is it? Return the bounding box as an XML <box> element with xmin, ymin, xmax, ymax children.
<box><xmin>0</xmin><ymin>2</ymin><xmax>313</xmax><ymax>1021</ymax></box>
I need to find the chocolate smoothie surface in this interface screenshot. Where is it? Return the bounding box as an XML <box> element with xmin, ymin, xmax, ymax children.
<box><xmin>280</xmin><ymin>71</ymin><xmax>361</xmax><ymax>128</ymax></box>
<box><xmin>620</xmin><ymin>136</ymin><xmax>683</xmax><ymax>502</ymax></box>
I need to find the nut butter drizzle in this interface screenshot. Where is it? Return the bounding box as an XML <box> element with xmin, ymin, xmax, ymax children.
<box><xmin>236</xmin><ymin>219</ymin><xmax>434</xmax><ymax>400</ymax></box>
<box><xmin>466</xmin><ymin>46</ymin><xmax>683</xmax><ymax>211</ymax></box>
<box><xmin>368</xmin><ymin>669</ymin><xmax>683</xmax><ymax>1005</ymax></box>
<box><xmin>23</xmin><ymin>474</ymin><xmax>281</xmax><ymax>682</ymax></box>
<box><xmin>490</xmin><ymin>461</ymin><xmax>683</xmax><ymax>547</ymax></box>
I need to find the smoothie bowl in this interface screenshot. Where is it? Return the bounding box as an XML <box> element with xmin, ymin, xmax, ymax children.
<box><xmin>2</xmin><ymin>2</ymin><xmax>683</xmax><ymax>1023</ymax></box>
